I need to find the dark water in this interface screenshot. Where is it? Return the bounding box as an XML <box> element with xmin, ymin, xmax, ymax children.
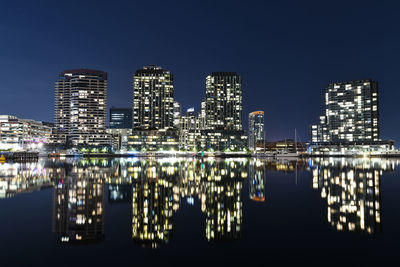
<box><xmin>0</xmin><ymin>157</ymin><xmax>399</xmax><ymax>266</ymax></box>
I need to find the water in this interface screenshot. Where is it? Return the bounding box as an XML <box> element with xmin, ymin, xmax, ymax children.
<box><xmin>0</xmin><ymin>157</ymin><xmax>399</xmax><ymax>266</ymax></box>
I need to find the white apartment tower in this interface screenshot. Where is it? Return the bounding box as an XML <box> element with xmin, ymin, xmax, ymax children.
<box><xmin>54</xmin><ymin>69</ymin><xmax>109</xmax><ymax>146</ymax></box>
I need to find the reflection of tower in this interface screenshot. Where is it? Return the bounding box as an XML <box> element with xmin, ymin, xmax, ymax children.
<box><xmin>53</xmin><ymin>165</ymin><xmax>105</xmax><ymax>243</ymax></box>
<box><xmin>312</xmin><ymin>160</ymin><xmax>382</xmax><ymax>234</ymax></box>
<box><xmin>204</xmin><ymin>160</ymin><xmax>246</xmax><ymax>241</ymax></box>
<box><xmin>249</xmin><ymin>159</ymin><xmax>266</xmax><ymax>202</ymax></box>
<box><xmin>131</xmin><ymin>160</ymin><xmax>176</xmax><ymax>248</ymax></box>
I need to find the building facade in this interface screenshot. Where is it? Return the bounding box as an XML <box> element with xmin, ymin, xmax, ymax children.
<box><xmin>248</xmin><ymin>111</ymin><xmax>264</xmax><ymax>150</ymax></box>
<box><xmin>311</xmin><ymin>80</ymin><xmax>379</xmax><ymax>143</ymax></box>
<box><xmin>179</xmin><ymin>108</ymin><xmax>202</xmax><ymax>151</ymax></box>
<box><xmin>127</xmin><ymin>129</ymin><xmax>179</xmax><ymax>152</ymax></box>
<box><xmin>54</xmin><ymin>69</ymin><xmax>109</xmax><ymax>147</ymax></box>
<box><xmin>205</xmin><ymin>72</ymin><xmax>242</xmax><ymax>131</ymax></box>
<box><xmin>200</xmin><ymin>72</ymin><xmax>246</xmax><ymax>151</ymax></box>
<box><xmin>108</xmin><ymin>108</ymin><xmax>133</xmax><ymax>151</ymax></box>
<box><xmin>173</xmin><ymin>101</ymin><xmax>181</xmax><ymax>128</ymax></box>
<box><xmin>0</xmin><ymin>115</ymin><xmax>51</xmax><ymax>151</ymax></box>
<box><xmin>132</xmin><ymin>66</ymin><xmax>174</xmax><ymax>130</ymax></box>
<box><xmin>109</xmin><ymin>108</ymin><xmax>132</xmax><ymax>129</ymax></box>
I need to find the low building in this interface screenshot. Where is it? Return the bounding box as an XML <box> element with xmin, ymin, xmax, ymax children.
<box><xmin>199</xmin><ymin>130</ymin><xmax>247</xmax><ymax>152</ymax></box>
<box><xmin>256</xmin><ymin>139</ymin><xmax>307</xmax><ymax>153</ymax></box>
<box><xmin>127</xmin><ymin>129</ymin><xmax>179</xmax><ymax>152</ymax></box>
<box><xmin>308</xmin><ymin>140</ymin><xmax>394</xmax><ymax>156</ymax></box>
<box><xmin>106</xmin><ymin>128</ymin><xmax>132</xmax><ymax>152</ymax></box>
<box><xmin>179</xmin><ymin>108</ymin><xmax>202</xmax><ymax>151</ymax></box>
<box><xmin>0</xmin><ymin>115</ymin><xmax>52</xmax><ymax>151</ymax></box>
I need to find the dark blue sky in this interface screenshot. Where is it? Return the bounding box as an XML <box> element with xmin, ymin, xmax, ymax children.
<box><xmin>0</xmin><ymin>0</ymin><xmax>398</xmax><ymax>143</ymax></box>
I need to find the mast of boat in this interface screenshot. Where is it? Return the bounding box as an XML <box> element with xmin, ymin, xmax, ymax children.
<box><xmin>263</xmin><ymin>130</ymin><xmax>266</xmax><ymax>156</ymax></box>
<box><xmin>295</xmin><ymin>128</ymin><xmax>297</xmax><ymax>154</ymax></box>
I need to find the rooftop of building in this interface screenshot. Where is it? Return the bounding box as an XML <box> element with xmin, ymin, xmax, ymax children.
<box><xmin>327</xmin><ymin>79</ymin><xmax>375</xmax><ymax>86</ymax></box>
<box><xmin>61</xmin><ymin>69</ymin><xmax>107</xmax><ymax>80</ymax></box>
<box><xmin>135</xmin><ymin>65</ymin><xmax>170</xmax><ymax>75</ymax></box>
<box><xmin>250</xmin><ymin>111</ymin><xmax>264</xmax><ymax>115</ymax></box>
<box><xmin>209</xmin><ymin>72</ymin><xmax>239</xmax><ymax>76</ymax></box>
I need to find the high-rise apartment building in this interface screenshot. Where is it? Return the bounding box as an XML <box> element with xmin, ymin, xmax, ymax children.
<box><xmin>132</xmin><ymin>66</ymin><xmax>174</xmax><ymax>130</ymax></box>
<box><xmin>198</xmin><ymin>72</ymin><xmax>247</xmax><ymax>152</ymax></box>
<box><xmin>109</xmin><ymin>108</ymin><xmax>132</xmax><ymax>129</ymax></box>
<box><xmin>54</xmin><ymin>69</ymin><xmax>109</xmax><ymax>146</ymax></box>
<box><xmin>248</xmin><ymin>111</ymin><xmax>265</xmax><ymax>150</ymax></box>
<box><xmin>311</xmin><ymin>80</ymin><xmax>379</xmax><ymax>143</ymax></box>
<box><xmin>205</xmin><ymin>72</ymin><xmax>242</xmax><ymax>131</ymax></box>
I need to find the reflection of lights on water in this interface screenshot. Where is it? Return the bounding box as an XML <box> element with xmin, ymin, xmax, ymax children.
<box><xmin>187</xmin><ymin>197</ymin><xmax>194</xmax><ymax>205</ymax></box>
<box><xmin>309</xmin><ymin>158</ymin><xmax>392</xmax><ymax>235</ymax></box>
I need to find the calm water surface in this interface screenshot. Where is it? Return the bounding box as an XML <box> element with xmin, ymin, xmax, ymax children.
<box><xmin>0</xmin><ymin>157</ymin><xmax>399</xmax><ymax>266</ymax></box>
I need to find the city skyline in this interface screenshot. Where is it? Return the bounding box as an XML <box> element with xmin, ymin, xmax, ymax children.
<box><xmin>1</xmin><ymin>1</ymin><xmax>400</xmax><ymax>265</ymax></box>
<box><xmin>0</xmin><ymin>1</ymin><xmax>398</xmax><ymax>143</ymax></box>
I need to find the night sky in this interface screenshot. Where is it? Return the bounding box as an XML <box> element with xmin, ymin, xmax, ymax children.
<box><xmin>0</xmin><ymin>0</ymin><xmax>398</xmax><ymax>143</ymax></box>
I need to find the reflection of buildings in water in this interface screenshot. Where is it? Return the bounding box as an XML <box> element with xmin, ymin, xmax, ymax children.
<box><xmin>248</xmin><ymin>159</ymin><xmax>266</xmax><ymax>202</ymax></box>
<box><xmin>108</xmin><ymin>184</ymin><xmax>132</xmax><ymax>203</ymax></box>
<box><xmin>0</xmin><ymin>161</ymin><xmax>53</xmax><ymax>198</ymax></box>
<box><xmin>131</xmin><ymin>160</ymin><xmax>177</xmax><ymax>248</ymax></box>
<box><xmin>128</xmin><ymin>158</ymin><xmax>247</xmax><ymax>244</ymax></box>
<box><xmin>203</xmin><ymin>160</ymin><xmax>246</xmax><ymax>241</ymax></box>
<box><xmin>310</xmin><ymin>158</ymin><xmax>393</xmax><ymax>234</ymax></box>
<box><xmin>262</xmin><ymin>159</ymin><xmax>307</xmax><ymax>173</ymax></box>
<box><xmin>53</xmin><ymin>164</ymin><xmax>105</xmax><ymax>243</ymax></box>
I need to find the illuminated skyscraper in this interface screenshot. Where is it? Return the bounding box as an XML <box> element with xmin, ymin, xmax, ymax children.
<box><xmin>205</xmin><ymin>72</ymin><xmax>242</xmax><ymax>131</ymax></box>
<box><xmin>132</xmin><ymin>66</ymin><xmax>174</xmax><ymax>130</ymax></box>
<box><xmin>199</xmin><ymin>72</ymin><xmax>246</xmax><ymax>151</ymax></box>
<box><xmin>54</xmin><ymin>69</ymin><xmax>109</xmax><ymax>146</ymax></box>
<box><xmin>248</xmin><ymin>111</ymin><xmax>265</xmax><ymax>150</ymax></box>
<box><xmin>311</xmin><ymin>80</ymin><xmax>379</xmax><ymax>143</ymax></box>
